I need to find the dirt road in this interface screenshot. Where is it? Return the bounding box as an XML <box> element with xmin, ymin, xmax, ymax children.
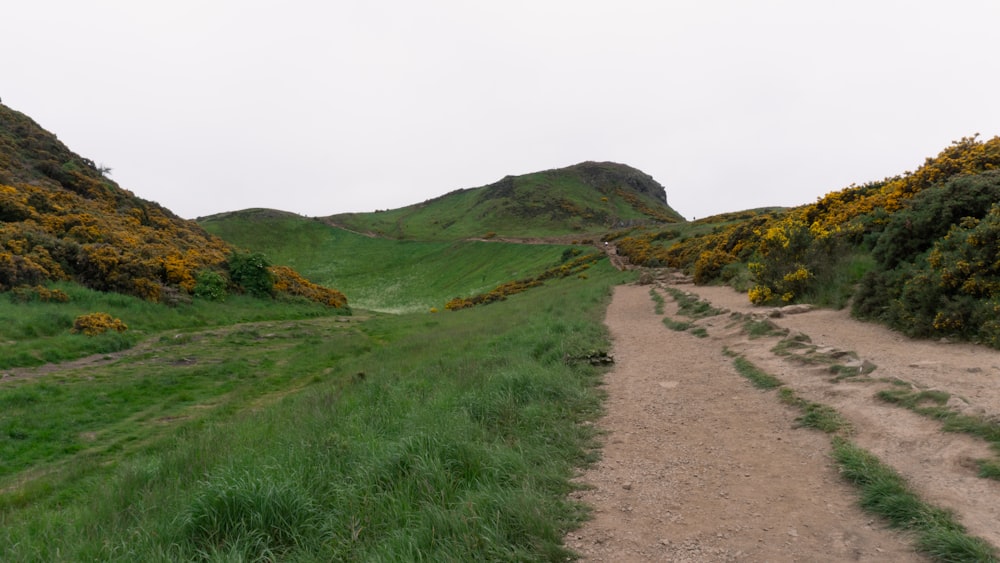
<box><xmin>566</xmin><ymin>281</ymin><xmax>1000</xmax><ymax>561</ymax></box>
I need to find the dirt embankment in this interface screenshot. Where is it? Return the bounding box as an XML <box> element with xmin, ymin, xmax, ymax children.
<box><xmin>567</xmin><ymin>281</ymin><xmax>1000</xmax><ymax>561</ymax></box>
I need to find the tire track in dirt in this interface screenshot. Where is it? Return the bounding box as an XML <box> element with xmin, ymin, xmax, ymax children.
<box><xmin>566</xmin><ymin>284</ymin><xmax>920</xmax><ymax>561</ymax></box>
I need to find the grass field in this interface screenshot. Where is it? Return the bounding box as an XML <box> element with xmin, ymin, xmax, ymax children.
<box><xmin>0</xmin><ymin>252</ymin><xmax>632</xmax><ymax>561</ymax></box>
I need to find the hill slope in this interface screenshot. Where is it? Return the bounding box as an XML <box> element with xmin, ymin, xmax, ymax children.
<box><xmin>326</xmin><ymin>161</ymin><xmax>684</xmax><ymax>240</ymax></box>
<box><xmin>0</xmin><ymin>104</ymin><xmax>345</xmax><ymax>307</ymax></box>
<box><xmin>200</xmin><ymin>209</ymin><xmax>594</xmax><ymax>313</ymax></box>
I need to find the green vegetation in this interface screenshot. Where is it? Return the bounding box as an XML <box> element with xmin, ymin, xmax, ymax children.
<box><xmin>0</xmin><ymin>282</ymin><xmax>341</xmax><ymax>369</ymax></box>
<box><xmin>649</xmin><ymin>287</ymin><xmax>665</xmax><ymax>314</ymax></box>
<box><xmin>201</xmin><ymin>209</ymin><xmax>589</xmax><ymax>313</ymax></box>
<box><xmin>854</xmin><ymin>170</ymin><xmax>1000</xmax><ymax>346</ymax></box>
<box><xmin>743</xmin><ymin>318</ymin><xmax>788</xmax><ymax>339</ymax></box>
<box><xmin>0</xmin><ymin>105</ymin><xmax>347</xmax><ymax>309</ymax></box>
<box><xmin>0</xmin><ymin>260</ymin><xmax>630</xmax><ymax>561</ymax></box>
<box><xmin>662</xmin><ymin>316</ymin><xmax>692</xmax><ymax>332</ymax></box>
<box><xmin>833</xmin><ymin>438</ymin><xmax>997</xmax><ymax>561</ymax></box>
<box><xmin>726</xmin><ymin>353</ymin><xmax>995</xmax><ymax>561</ymax></box>
<box><xmin>611</xmin><ymin>136</ymin><xmax>1000</xmax><ymax>348</ymax></box>
<box><xmin>662</xmin><ymin>286</ymin><xmax>722</xmax><ymax>318</ymax></box>
<box><xmin>731</xmin><ymin>356</ymin><xmax>783</xmax><ymax>389</ymax></box>
<box><xmin>778</xmin><ymin>388</ymin><xmax>851</xmax><ymax>434</ymax></box>
<box><xmin>324</xmin><ymin>161</ymin><xmax>683</xmax><ymax>241</ymax></box>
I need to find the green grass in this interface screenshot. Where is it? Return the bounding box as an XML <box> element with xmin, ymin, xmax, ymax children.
<box><xmin>662</xmin><ymin>316</ymin><xmax>692</xmax><ymax>332</ymax></box>
<box><xmin>662</xmin><ymin>286</ymin><xmax>722</xmax><ymax>318</ymax></box>
<box><xmin>649</xmin><ymin>288</ymin><xmax>665</xmax><ymax>314</ymax></box>
<box><xmin>778</xmin><ymin>388</ymin><xmax>851</xmax><ymax>434</ymax></box>
<box><xmin>732</xmin><ymin>356</ymin><xmax>783</xmax><ymax>389</ymax></box>
<box><xmin>832</xmin><ymin>438</ymin><xmax>997</xmax><ymax>561</ymax></box>
<box><xmin>0</xmin><ymin>282</ymin><xmax>340</xmax><ymax>369</ymax></box>
<box><xmin>801</xmin><ymin>251</ymin><xmax>876</xmax><ymax>309</ymax></box>
<box><xmin>743</xmin><ymin>318</ymin><xmax>788</xmax><ymax>339</ymax></box>
<box><xmin>202</xmin><ymin>210</ymin><xmax>590</xmax><ymax>313</ymax></box>
<box><xmin>689</xmin><ymin>326</ymin><xmax>709</xmax><ymax>338</ymax></box>
<box><xmin>0</xmin><ymin>260</ymin><xmax>630</xmax><ymax>561</ymax></box>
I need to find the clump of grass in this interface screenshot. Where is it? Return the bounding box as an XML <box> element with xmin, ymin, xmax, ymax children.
<box><xmin>743</xmin><ymin>318</ymin><xmax>787</xmax><ymax>339</ymax></box>
<box><xmin>778</xmin><ymin>388</ymin><xmax>850</xmax><ymax>434</ymax></box>
<box><xmin>181</xmin><ymin>470</ymin><xmax>321</xmax><ymax>559</ymax></box>
<box><xmin>662</xmin><ymin>287</ymin><xmax>722</xmax><ymax>318</ymax></box>
<box><xmin>649</xmin><ymin>288</ymin><xmax>665</xmax><ymax>314</ymax></box>
<box><xmin>977</xmin><ymin>460</ymin><xmax>1000</xmax><ymax>480</ymax></box>
<box><xmin>689</xmin><ymin>327</ymin><xmax>709</xmax><ymax>338</ymax></box>
<box><xmin>832</xmin><ymin>438</ymin><xmax>997</xmax><ymax>561</ymax></box>
<box><xmin>877</xmin><ymin>388</ymin><xmax>950</xmax><ymax>410</ymax></box>
<box><xmin>662</xmin><ymin>317</ymin><xmax>692</xmax><ymax>332</ymax></box>
<box><xmin>732</xmin><ymin>356</ymin><xmax>782</xmax><ymax>389</ymax></box>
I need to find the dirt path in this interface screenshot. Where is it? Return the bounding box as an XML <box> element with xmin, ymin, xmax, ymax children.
<box><xmin>565</xmin><ymin>281</ymin><xmax>1000</xmax><ymax>561</ymax></box>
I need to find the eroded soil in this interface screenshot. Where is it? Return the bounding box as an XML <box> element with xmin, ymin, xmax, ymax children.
<box><xmin>567</xmin><ymin>281</ymin><xmax>1000</xmax><ymax>561</ymax></box>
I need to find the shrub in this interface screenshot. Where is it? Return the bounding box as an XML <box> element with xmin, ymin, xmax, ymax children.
<box><xmin>71</xmin><ymin>312</ymin><xmax>127</xmax><ymax>336</ymax></box>
<box><xmin>193</xmin><ymin>269</ymin><xmax>228</xmax><ymax>301</ymax></box>
<box><xmin>9</xmin><ymin>285</ymin><xmax>70</xmax><ymax>303</ymax></box>
<box><xmin>870</xmin><ymin>170</ymin><xmax>1000</xmax><ymax>269</ymax></box>
<box><xmin>228</xmin><ymin>252</ymin><xmax>274</xmax><ymax>298</ymax></box>
<box><xmin>270</xmin><ymin>265</ymin><xmax>347</xmax><ymax>308</ymax></box>
<box><xmin>693</xmin><ymin>249</ymin><xmax>736</xmax><ymax>284</ymax></box>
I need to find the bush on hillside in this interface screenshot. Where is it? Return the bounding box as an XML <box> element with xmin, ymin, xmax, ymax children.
<box><xmin>71</xmin><ymin>312</ymin><xmax>127</xmax><ymax>336</ymax></box>
<box><xmin>854</xmin><ymin>203</ymin><xmax>1000</xmax><ymax>346</ymax></box>
<box><xmin>227</xmin><ymin>251</ymin><xmax>274</xmax><ymax>298</ymax></box>
<box><xmin>270</xmin><ymin>266</ymin><xmax>348</xmax><ymax>309</ymax></box>
<box><xmin>869</xmin><ymin>170</ymin><xmax>1000</xmax><ymax>269</ymax></box>
<box><xmin>193</xmin><ymin>269</ymin><xmax>228</xmax><ymax>301</ymax></box>
<box><xmin>9</xmin><ymin>284</ymin><xmax>70</xmax><ymax>303</ymax></box>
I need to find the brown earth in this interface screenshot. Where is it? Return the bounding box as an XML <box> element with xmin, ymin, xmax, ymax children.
<box><xmin>565</xmin><ymin>280</ymin><xmax>1000</xmax><ymax>561</ymax></box>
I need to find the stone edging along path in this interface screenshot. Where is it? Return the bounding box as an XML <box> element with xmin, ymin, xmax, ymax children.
<box><xmin>565</xmin><ymin>281</ymin><xmax>1000</xmax><ymax>562</ymax></box>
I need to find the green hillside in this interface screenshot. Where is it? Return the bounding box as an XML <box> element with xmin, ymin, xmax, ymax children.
<box><xmin>326</xmin><ymin>161</ymin><xmax>684</xmax><ymax>240</ymax></box>
<box><xmin>201</xmin><ymin>209</ymin><xmax>593</xmax><ymax>313</ymax></box>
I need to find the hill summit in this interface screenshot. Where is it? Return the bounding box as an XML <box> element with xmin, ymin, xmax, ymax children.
<box><xmin>326</xmin><ymin>161</ymin><xmax>683</xmax><ymax>240</ymax></box>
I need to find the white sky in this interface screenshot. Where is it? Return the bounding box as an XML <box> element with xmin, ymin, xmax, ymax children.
<box><xmin>4</xmin><ymin>1</ymin><xmax>999</xmax><ymax>220</ymax></box>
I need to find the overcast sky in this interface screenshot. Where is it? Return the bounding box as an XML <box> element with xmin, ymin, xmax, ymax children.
<box><xmin>4</xmin><ymin>1</ymin><xmax>999</xmax><ymax>220</ymax></box>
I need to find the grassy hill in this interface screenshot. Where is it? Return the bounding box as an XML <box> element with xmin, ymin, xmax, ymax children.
<box><xmin>201</xmin><ymin>209</ymin><xmax>597</xmax><ymax>313</ymax></box>
<box><xmin>326</xmin><ymin>161</ymin><xmax>685</xmax><ymax>240</ymax></box>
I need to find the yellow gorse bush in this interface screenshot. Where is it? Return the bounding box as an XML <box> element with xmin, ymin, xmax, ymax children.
<box><xmin>71</xmin><ymin>312</ymin><xmax>127</xmax><ymax>336</ymax></box>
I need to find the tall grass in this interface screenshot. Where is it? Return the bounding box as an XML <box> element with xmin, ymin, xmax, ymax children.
<box><xmin>0</xmin><ymin>262</ymin><xmax>630</xmax><ymax>561</ymax></box>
